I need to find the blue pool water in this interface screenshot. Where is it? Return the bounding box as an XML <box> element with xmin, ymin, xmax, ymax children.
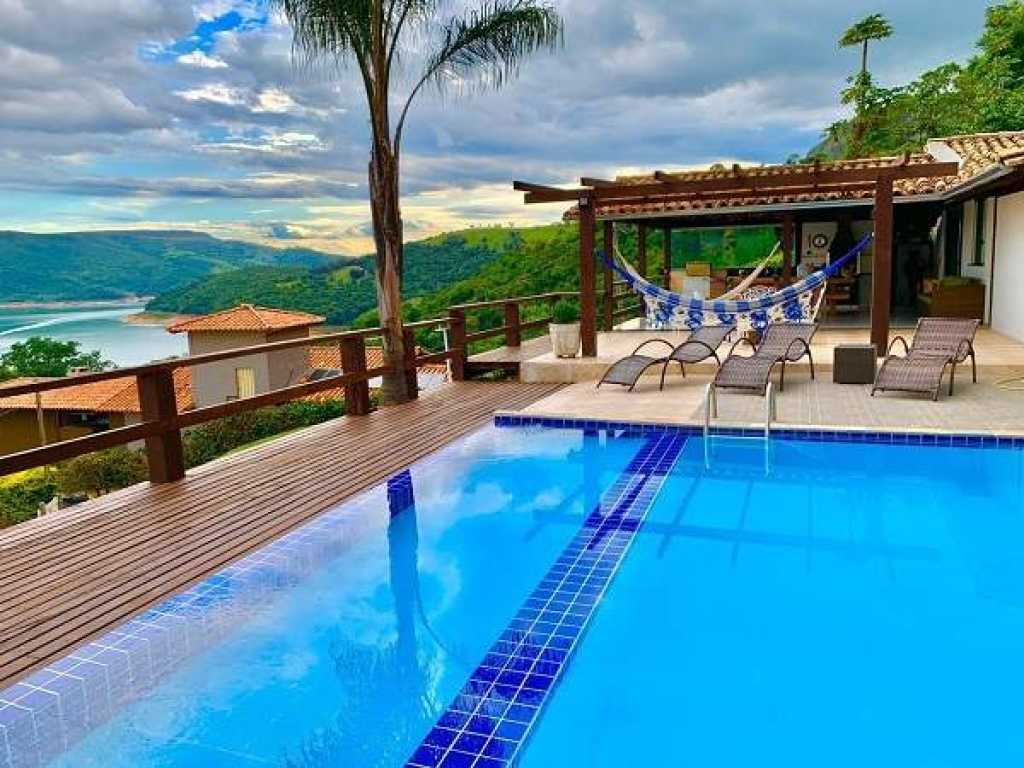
<box><xmin>3</xmin><ymin>424</ymin><xmax>1023</xmax><ymax>767</ymax></box>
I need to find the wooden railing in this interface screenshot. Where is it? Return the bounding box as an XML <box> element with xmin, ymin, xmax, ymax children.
<box><xmin>0</xmin><ymin>326</ymin><xmax>460</xmax><ymax>483</ymax></box>
<box><xmin>0</xmin><ymin>288</ymin><xmax>629</xmax><ymax>484</ymax></box>
<box><xmin>447</xmin><ymin>291</ymin><xmax>577</xmax><ymax>380</ymax></box>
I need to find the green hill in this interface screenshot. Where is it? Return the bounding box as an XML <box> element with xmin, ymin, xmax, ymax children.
<box><xmin>0</xmin><ymin>230</ymin><xmax>336</xmax><ymax>302</ymax></box>
<box><xmin>351</xmin><ymin>223</ymin><xmax>778</xmax><ymax>349</ymax></box>
<box><xmin>147</xmin><ymin>228</ymin><xmax>522</xmax><ymax>324</ymax></box>
<box><xmin>147</xmin><ymin>223</ymin><xmax>778</xmax><ymax>331</ymax></box>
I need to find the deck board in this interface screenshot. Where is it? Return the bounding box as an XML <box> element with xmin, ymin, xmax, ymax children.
<box><xmin>0</xmin><ymin>381</ymin><xmax>561</xmax><ymax>690</ymax></box>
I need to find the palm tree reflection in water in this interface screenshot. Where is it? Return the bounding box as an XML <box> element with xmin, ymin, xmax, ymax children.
<box><xmin>285</xmin><ymin>470</ymin><xmax>444</xmax><ymax>768</ymax></box>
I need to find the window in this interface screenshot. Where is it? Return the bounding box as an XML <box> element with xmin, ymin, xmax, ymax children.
<box><xmin>971</xmin><ymin>198</ymin><xmax>987</xmax><ymax>267</ymax></box>
<box><xmin>235</xmin><ymin>367</ymin><xmax>256</xmax><ymax>399</ymax></box>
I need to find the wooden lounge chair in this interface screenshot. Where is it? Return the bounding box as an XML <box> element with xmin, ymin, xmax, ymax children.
<box><xmin>872</xmin><ymin>317</ymin><xmax>980</xmax><ymax>401</ymax></box>
<box><xmin>714</xmin><ymin>322</ymin><xmax>818</xmax><ymax>394</ymax></box>
<box><xmin>597</xmin><ymin>323</ymin><xmax>735</xmax><ymax>391</ymax></box>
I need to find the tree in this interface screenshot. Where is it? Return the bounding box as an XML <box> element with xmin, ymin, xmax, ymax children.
<box><xmin>271</xmin><ymin>0</ymin><xmax>563</xmax><ymax>403</ymax></box>
<box><xmin>839</xmin><ymin>13</ymin><xmax>894</xmax><ymax>156</ymax></box>
<box><xmin>0</xmin><ymin>336</ymin><xmax>112</xmax><ymax>381</ymax></box>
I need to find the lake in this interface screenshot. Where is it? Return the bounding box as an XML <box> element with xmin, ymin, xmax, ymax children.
<box><xmin>0</xmin><ymin>304</ymin><xmax>187</xmax><ymax>368</ymax></box>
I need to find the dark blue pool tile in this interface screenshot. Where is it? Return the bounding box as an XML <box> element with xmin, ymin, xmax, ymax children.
<box><xmin>466</xmin><ymin>715</ymin><xmax>499</xmax><ymax>737</ymax></box>
<box><xmin>408</xmin><ymin>744</ymin><xmax>445</xmax><ymax>767</ymax></box>
<box><xmin>424</xmin><ymin>728</ymin><xmax>458</xmax><ymax>749</ymax></box>
<box><xmin>453</xmin><ymin>732</ymin><xmax>487</xmax><ymax>754</ymax></box>
<box><xmin>439</xmin><ymin>751</ymin><xmax>476</xmax><ymax>768</ymax></box>
<box><xmin>438</xmin><ymin>711</ymin><xmax>469</xmax><ymax>730</ymax></box>
<box><xmin>483</xmin><ymin>737</ymin><xmax>518</xmax><ymax>760</ymax></box>
<box><xmin>504</xmin><ymin>704</ymin><xmax>539</xmax><ymax>724</ymax></box>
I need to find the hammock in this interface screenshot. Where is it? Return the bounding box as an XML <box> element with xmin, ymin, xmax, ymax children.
<box><xmin>614</xmin><ymin>241</ymin><xmax>780</xmax><ymax>301</ymax></box>
<box><xmin>607</xmin><ymin>233</ymin><xmax>874</xmax><ymax>331</ymax></box>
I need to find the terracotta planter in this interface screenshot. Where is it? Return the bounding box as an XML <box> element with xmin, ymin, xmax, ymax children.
<box><xmin>549</xmin><ymin>322</ymin><xmax>581</xmax><ymax>358</ymax></box>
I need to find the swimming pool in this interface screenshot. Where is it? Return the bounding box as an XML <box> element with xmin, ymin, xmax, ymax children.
<box><xmin>3</xmin><ymin>420</ymin><xmax>1023</xmax><ymax>767</ymax></box>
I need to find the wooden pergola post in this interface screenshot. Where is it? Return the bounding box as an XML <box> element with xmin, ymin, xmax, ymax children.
<box><xmin>579</xmin><ymin>196</ymin><xmax>597</xmax><ymax>357</ymax></box>
<box><xmin>781</xmin><ymin>215</ymin><xmax>795</xmax><ymax>284</ymax></box>
<box><xmin>637</xmin><ymin>224</ymin><xmax>648</xmax><ymax>319</ymax></box>
<box><xmin>871</xmin><ymin>174</ymin><xmax>895</xmax><ymax>355</ymax></box>
<box><xmin>662</xmin><ymin>227</ymin><xmax>672</xmax><ymax>289</ymax></box>
<box><xmin>637</xmin><ymin>224</ymin><xmax>648</xmax><ymax>275</ymax></box>
<box><xmin>602</xmin><ymin>221</ymin><xmax>614</xmax><ymax>331</ymax></box>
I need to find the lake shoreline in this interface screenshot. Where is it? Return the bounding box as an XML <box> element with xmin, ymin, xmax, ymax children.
<box><xmin>122</xmin><ymin>311</ymin><xmax>193</xmax><ymax>327</ymax></box>
<box><xmin>0</xmin><ymin>297</ymin><xmax>154</xmax><ymax>311</ymax></box>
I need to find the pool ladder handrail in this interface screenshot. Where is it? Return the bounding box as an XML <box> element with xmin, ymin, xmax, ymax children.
<box><xmin>703</xmin><ymin>381</ymin><xmax>776</xmax><ymax>472</ymax></box>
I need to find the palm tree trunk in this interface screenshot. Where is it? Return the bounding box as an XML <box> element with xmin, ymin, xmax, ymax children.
<box><xmin>369</xmin><ymin>142</ymin><xmax>410</xmax><ymax>405</ymax></box>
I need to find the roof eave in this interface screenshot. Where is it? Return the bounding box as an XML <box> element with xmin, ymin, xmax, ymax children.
<box><xmin>595</xmin><ymin>193</ymin><xmax>946</xmax><ymax>223</ymax></box>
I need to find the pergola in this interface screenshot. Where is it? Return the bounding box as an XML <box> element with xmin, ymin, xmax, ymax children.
<box><xmin>515</xmin><ymin>157</ymin><xmax>959</xmax><ymax>356</ymax></box>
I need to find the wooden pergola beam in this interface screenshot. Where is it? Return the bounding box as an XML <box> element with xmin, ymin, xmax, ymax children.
<box><xmin>590</xmin><ymin>181</ymin><xmax>879</xmax><ymax>208</ymax></box>
<box><xmin>590</xmin><ymin>162</ymin><xmax>959</xmax><ymax>201</ymax></box>
<box><xmin>516</xmin><ymin>162</ymin><xmax>958</xmax><ymax>207</ymax></box>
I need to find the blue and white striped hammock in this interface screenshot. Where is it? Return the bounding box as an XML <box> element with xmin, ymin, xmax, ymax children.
<box><xmin>604</xmin><ymin>233</ymin><xmax>874</xmax><ymax>331</ymax></box>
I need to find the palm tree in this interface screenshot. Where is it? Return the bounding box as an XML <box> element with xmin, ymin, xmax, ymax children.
<box><xmin>839</xmin><ymin>13</ymin><xmax>893</xmax><ymax>82</ymax></box>
<box><xmin>839</xmin><ymin>13</ymin><xmax>893</xmax><ymax>157</ymax></box>
<box><xmin>272</xmin><ymin>0</ymin><xmax>563</xmax><ymax>403</ymax></box>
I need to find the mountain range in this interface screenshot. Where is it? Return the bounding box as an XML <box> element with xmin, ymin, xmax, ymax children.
<box><xmin>0</xmin><ymin>230</ymin><xmax>336</xmax><ymax>302</ymax></box>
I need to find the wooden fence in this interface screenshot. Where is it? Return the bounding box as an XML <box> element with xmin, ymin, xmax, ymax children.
<box><xmin>0</xmin><ymin>287</ymin><xmax>640</xmax><ymax>484</ymax></box>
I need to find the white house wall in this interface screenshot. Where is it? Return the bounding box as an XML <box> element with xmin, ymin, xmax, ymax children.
<box><xmin>991</xmin><ymin>191</ymin><xmax>1024</xmax><ymax>342</ymax></box>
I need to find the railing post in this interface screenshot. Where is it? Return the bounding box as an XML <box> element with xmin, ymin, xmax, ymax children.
<box><xmin>339</xmin><ymin>336</ymin><xmax>371</xmax><ymax>416</ymax></box>
<box><xmin>448</xmin><ymin>309</ymin><xmax>467</xmax><ymax>381</ymax></box>
<box><xmin>402</xmin><ymin>328</ymin><xmax>420</xmax><ymax>400</ymax></box>
<box><xmin>504</xmin><ymin>301</ymin><xmax>521</xmax><ymax>348</ymax></box>
<box><xmin>137</xmin><ymin>368</ymin><xmax>185</xmax><ymax>484</ymax></box>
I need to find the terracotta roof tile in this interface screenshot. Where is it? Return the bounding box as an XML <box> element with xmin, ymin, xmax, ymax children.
<box><xmin>169</xmin><ymin>304</ymin><xmax>325</xmax><ymax>334</ymax></box>
<box><xmin>564</xmin><ymin>132</ymin><xmax>1024</xmax><ymax>220</ymax></box>
<box><xmin>301</xmin><ymin>344</ymin><xmax>447</xmax><ymax>403</ymax></box>
<box><xmin>0</xmin><ymin>369</ymin><xmax>193</xmax><ymax>415</ymax></box>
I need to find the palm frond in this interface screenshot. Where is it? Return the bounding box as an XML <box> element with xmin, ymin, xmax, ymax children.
<box><xmin>271</xmin><ymin>0</ymin><xmax>375</xmax><ymax>65</ymax></box>
<box><xmin>424</xmin><ymin>0</ymin><xmax>562</xmax><ymax>93</ymax></box>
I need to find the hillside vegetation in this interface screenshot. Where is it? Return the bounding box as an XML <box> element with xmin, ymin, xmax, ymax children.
<box><xmin>0</xmin><ymin>230</ymin><xmax>334</xmax><ymax>302</ymax></box>
<box><xmin>813</xmin><ymin>1</ymin><xmax>1024</xmax><ymax>159</ymax></box>
<box><xmin>149</xmin><ymin>224</ymin><xmax>778</xmax><ymax>328</ymax></box>
<box><xmin>351</xmin><ymin>224</ymin><xmax>778</xmax><ymax>352</ymax></box>
<box><xmin>148</xmin><ymin>230</ymin><xmax>513</xmax><ymax>325</ymax></box>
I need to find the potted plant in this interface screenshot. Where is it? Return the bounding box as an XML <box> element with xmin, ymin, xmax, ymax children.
<box><xmin>549</xmin><ymin>299</ymin><xmax>581</xmax><ymax>358</ymax></box>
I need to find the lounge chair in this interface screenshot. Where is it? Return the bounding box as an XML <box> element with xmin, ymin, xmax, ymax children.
<box><xmin>872</xmin><ymin>318</ymin><xmax>979</xmax><ymax>401</ymax></box>
<box><xmin>714</xmin><ymin>322</ymin><xmax>818</xmax><ymax>394</ymax></box>
<box><xmin>597</xmin><ymin>323</ymin><xmax>735</xmax><ymax>391</ymax></box>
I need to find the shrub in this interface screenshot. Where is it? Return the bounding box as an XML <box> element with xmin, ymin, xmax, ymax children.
<box><xmin>55</xmin><ymin>447</ymin><xmax>148</xmax><ymax>497</ymax></box>
<box><xmin>0</xmin><ymin>474</ymin><xmax>58</xmax><ymax>527</ymax></box>
<box><xmin>183</xmin><ymin>400</ymin><xmax>346</xmax><ymax>468</ymax></box>
<box><xmin>552</xmin><ymin>299</ymin><xmax>580</xmax><ymax>324</ymax></box>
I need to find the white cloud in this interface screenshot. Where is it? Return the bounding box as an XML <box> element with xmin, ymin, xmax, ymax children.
<box><xmin>177</xmin><ymin>50</ymin><xmax>228</xmax><ymax>69</ymax></box>
<box><xmin>253</xmin><ymin>87</ymin><xmax>297</xmax><ymax>114</ymax></box>
<box><xmin>175</xmin><ymin>82</ymin><xmax>246</xmax><ymax>107</ymax></box>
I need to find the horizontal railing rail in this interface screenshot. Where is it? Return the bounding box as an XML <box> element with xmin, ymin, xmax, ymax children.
<box><xmin>0</xmin><ymin>327</ymin><xmax>388</xmax><ymax>399</ymax></box>
<box><xmin>448</xmin><ymin>291</ymin><xmax>576</xmax><ymax>313</ymax></box>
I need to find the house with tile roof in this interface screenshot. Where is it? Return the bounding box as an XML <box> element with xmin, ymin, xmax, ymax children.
<box><xmin>0</xmin><ymin>370</ymin><xmax>193</xmax><ymax>456</ymax></box>
<box><xmin>169</xmin><ymin>304</ymin><xmax>327</xmax><ymax>408</ymax></box>
<box><xmin>540</xmin><ymin>130</ymin><xmax>1024</xmax><ymax>349</ymax></box>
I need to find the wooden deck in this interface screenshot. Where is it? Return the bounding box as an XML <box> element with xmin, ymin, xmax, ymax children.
<box><xmin>0</xmin><ymin>381</ymin><xmax>561</xmax><ymax>690</ymax></box>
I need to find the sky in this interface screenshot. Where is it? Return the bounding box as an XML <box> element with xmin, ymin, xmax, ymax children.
<box><xmin>0</xmin><ymin>0</ymin><xmax>993</xmax><ymax>255</ymax></box>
